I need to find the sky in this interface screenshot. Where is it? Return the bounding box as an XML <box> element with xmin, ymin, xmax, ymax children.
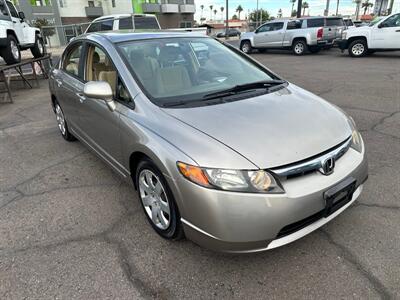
<box><xmin>194</xmin><ymin>0</ymin><xmax>400</xmax><ymax>21</ymax></box>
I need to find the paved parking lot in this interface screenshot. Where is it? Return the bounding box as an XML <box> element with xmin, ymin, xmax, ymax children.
<box><xmin>0</xmin><ymin>49</ymin><xmax>399</xmax><ymax>299</ymax></box>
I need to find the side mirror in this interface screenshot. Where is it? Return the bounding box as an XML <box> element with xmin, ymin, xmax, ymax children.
<box><xmin>84</xmin><ymin>81</ymin><xmax>116</xmax><ymax>112</ymax></box>
<box><xmin>377</xmin><ymin>23</ymin><xmax>385</xmax><ymax>28</ymax></box>
<box><xmin>18</xmin><ymin>11</ymin><xmax>25</xmax><ymax>20</ymax></box>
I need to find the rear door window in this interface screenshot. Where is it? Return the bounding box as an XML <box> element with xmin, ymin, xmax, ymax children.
<box><xmin>134</xmin><ymin>16</ymin><xmax>160</xmax><ymax>29</ymax></box>
<box><xmin>119</xmin><ymin>17</ymin><xmax>133</xmax><ymax>30</ymax></box>
<box><xmin>272</xmin><ymin>22</ymin><xmax>284</xmax><ymax>31</ymax></box>
<box><xmin>307</xmin><ymin>18</ymin><xmax>324</xmax><ymax>28</ymax></box>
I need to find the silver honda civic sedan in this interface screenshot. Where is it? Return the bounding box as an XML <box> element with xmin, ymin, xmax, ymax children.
<box><xmin>49</xmin><ymin>31</ymin><xmax>368</xmax><ymax>253</ymax></box>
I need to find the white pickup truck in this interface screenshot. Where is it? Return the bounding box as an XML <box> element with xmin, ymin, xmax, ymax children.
<box><xmin>0</xmin><ymin>0</ymin><xmax>45</xmax><ymax>64</ymax></box>
<box><xmin>337</xmin><ymin>13</ymin><xmax>400</xmax><ymax>57</ymax></box>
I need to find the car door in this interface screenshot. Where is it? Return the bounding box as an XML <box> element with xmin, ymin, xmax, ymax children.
<box><xmin>77</xmin><ymin>43</ymin><xmax>126</xmax><ymax>172</ymax></box>
<box><xmin>371</xmin><ymin>14</ymin><xmax>400</xmax><ymax>49</ymax></box>
<box><xmin>253</xmin><ymin>23</ymin><xmax>272</xmax><ymax>47</ymax></box>
<box><xmin>5</xmin><ymin>1</ymin><xmax>24</xmax><ymax>43</ymax></box>
<box><xmin>53</xmin><ymin>42</ymin><xmax>85</xmax><ymax>133</ymax></box>
<box><xmin>266</xmin><ymin>22</ymin><xmax>285</xmax><ymax>47</ymax></box>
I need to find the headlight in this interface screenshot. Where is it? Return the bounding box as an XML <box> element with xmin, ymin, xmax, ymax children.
<box><xmin>348</xmin><ymin>117</ymin><xmax>363</xmax><ymax>153</ymax></box>
<box><xmin>177</xmin><ymin>162</ymin><xmax>284</xmax><ymax>194</ymax></box>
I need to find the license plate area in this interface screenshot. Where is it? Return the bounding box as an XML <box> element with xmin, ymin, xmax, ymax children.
<box><xmin>324</xmin><ymin>177</ymin><xmax>356</xmax><ymax>217</ymax></box>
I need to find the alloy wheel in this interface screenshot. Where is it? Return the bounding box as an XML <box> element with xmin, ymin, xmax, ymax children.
<box><xmin>10</xmin><ymin>40</ymin><xmax>19</xmax><ymax>60</ymax></box>
<box><xmin>139</xmin><ymin>169</ymin><xmax>171</xmax><ymax>230</ymax></box>
<box><xmin>352</xmin><ymin>43</ymin><xmax>365</xmax><ymax>56</ymax></box>
<box><xmin>294</xmin><ymin>43</ymin><xmax>304</xmax><ymax>54</ymax></box>
<box><xmin>242</xmin><ymin>43</ymin><xmax>250</xmax><ymax>53</ymax></box>
<box><xmin>55</xmin><ymin>104</ymin><xmax>66</xmax><ymax>135</ymax></box>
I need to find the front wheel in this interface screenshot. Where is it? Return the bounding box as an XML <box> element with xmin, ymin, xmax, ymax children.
<box><xmin>292</xmin><ymin>40</ymin><xmax>307</xmax><ymax>55</ymax></box>
<box><xmin>349</xmin><ymin>39</ymin><xmax>368</xmax><ymax>57</ymax></box>
<box><xmin>31</xmin><ymin>35</ymin><xmax>45</xmax><ymax>58</ymax></box>
<box><xmin>136</xmin><ymin>159</ymin><xmax>184</xmax><ymax>240</ymax></box>
<box><xmin>240</xmin><ymin>41</ymin><xmax>253</xmax><ymax>54</ymax></box>
<box><xmin>1</xmin><ymin>35</ymin><xmax>21</xmax><ymax>65</ymax></box>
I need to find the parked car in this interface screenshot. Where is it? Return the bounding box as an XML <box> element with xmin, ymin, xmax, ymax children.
<box><xmin>0</xmin><ymin>0</ymin><xmax>45</xmax><ymax>64</ymax></box>
<box><xmin>49</xmin><ymin>31</ymin><xmax>367</xmax><ymax>253</ymax></box>
<box><xmin>216</xmin><ymin>28</ymin><xmax>241</xmax><ymax>38</ymax></box>
<box><xmin>85</xmin><ymin>14</ymin><xmax>161</xmax><ymax>33</ymax></box>
<box><xmin>240</xmin><ymin>17</ymin><xmax>344</xmax><ymax>55</ymax></box>
<box><xmin>337</xmin><ymin>13</ymin><xmax>400</xmax><ymax>57</ymax></box>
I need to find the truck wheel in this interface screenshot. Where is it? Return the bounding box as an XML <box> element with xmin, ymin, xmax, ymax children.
<box><xmin>292</xmin><ymin>40</ymin><xmax>307</xmax><ymax>55</ymax></box>
<box><xmin>30</xmin><ymin>35</ymin><xmax>45</xmax><ymax>58</ymax></box>
<box><xmin>1</xmin><ymin>35</ymin><xmax>21</xmax><ymax>65</ymax></box>
<box><xmin>240</xmin><ymin>41</ymin><xmax>253</xmax><ymax>54</ymax></box>
<box><xmin>349</xmin><ymin>39</ymin><xmax>367</xmax><ymax>57</ymax></box>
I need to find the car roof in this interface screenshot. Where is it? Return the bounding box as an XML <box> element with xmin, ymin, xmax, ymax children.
<box><xmin>92</xmin><ymin>14</ymin><xmax>156</xmax><ymax>22</ymax></box>
<box><xmin>82</xmin><ymin>30</ymin><xmax>208</xmax><ymax>44</ymax></box>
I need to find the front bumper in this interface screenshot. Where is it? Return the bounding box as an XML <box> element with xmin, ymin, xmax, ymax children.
<box><xmin>169</xmin><ymin>146</ymin><xmax>368</xmax><ymax>253</ymax></box>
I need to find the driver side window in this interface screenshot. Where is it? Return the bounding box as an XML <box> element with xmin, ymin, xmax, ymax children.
<box><xmin>257</xmin><ymin>24</ymin><xmax>271</xmax><ymax>33</ymax></box>
<box><xmin>381</xmin><ymin>14</ymin><xmax>400</xmax><ymax>28</ymax></box>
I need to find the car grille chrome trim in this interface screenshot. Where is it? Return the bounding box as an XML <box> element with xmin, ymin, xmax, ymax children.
<box><xmin>271</xmin><ymin>136</ymin><xmax>352</xmax><ymax>178</ymax></box>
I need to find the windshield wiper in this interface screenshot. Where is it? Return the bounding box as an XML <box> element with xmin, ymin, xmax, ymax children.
<box><xmin>203</xmin><ymin>79</ymin><xmax>286</xmax><ymax>100</ymax></box>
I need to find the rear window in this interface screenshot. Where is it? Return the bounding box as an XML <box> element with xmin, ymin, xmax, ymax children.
<box><xmin>119</xmin><ymin>17</ymin><xmax>133</xmax><ymax>30</ymax></box>
<box><xmin>326</xmin><ymin>18</ymin><xmax>344</xmax><ymax>26</ymax></box>
<box><xmin>307</xmin><ymin>18</ymin><xmax>324</xmax><ymax>28</ymax></box>
<box><xmin>134</xmin><ymin>16</ymin><xmax>160</xmax><ymax>30</ymax></box>
<box><xmin>86</xmin><ymin>18</ymin><xmax>113</xmax><ymax>32</ymax></box>
<box><xmin>344</xmin><ymin>19</ymin><xmax>353</xmax><ymax>26</ymax></box>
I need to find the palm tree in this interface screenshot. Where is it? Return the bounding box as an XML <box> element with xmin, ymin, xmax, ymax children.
<box><xmin>213</xmin><ymin>9</ymin><xmax>218</xmax><ymax>21</ymax></box>
<box><xmin>336</xmin><ymin>0</ymin><xmax>340</xmax><ymax>15</ymax></box>
<box><xmin>220</xmin><ymin>7</ymin><xmax>224</xmax><ymax>21</ymax></box>
<box><xmin>302</xmin><ymin>1</ymin><xmax>309</xmax><ymax>16</ymax></box>
<box><xmin>278</xmin><ymin>8</ymin><xmax>283</xmax><ymax>18</ymax></box>
<box><xmin>354</xmin><ymin>0</ymin><xmax>361</xmax><ymax>19</ymax></box>
<box><xmin>290</xmin><ymin>0</ymin><xmax>296</xmax><ymax>16</ymax></box>
<box><xmin>236</xmin><ymin>5</ymin><xmax>244</xmax><ymax>20</ymax></box>
<box><xmin>209</xmin><ymin>5</ymin><xmax>213</xmax><ymax>20</ymax></box>
<box><xmin>200</xmin><ymin>5</ymin><xmax>204</xmax><ymax>21</ymax></box>
<box><xmin>362</xmin><ymin>0</ymin><xmax>373</xmax><ymax>15</ymax></box>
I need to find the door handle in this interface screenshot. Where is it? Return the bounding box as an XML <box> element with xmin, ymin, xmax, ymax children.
<box><xmin>396</xmin><ymin>30</ymin><xmax>400</xmax><ymax>32</ymax></box>
<box><xmin>76</xmin><ymin>93</ymin><xmax>86</xmax><ymax>103</ymax></box>
<box><xmin>12</xmin><ymin>20</ymin><xmax>16</xmax><ymax>23</ymax></box>
<box><xmin>55</xmin><ymin>79</ymin><xmax>62</xmax><ymax>87</ymax></box>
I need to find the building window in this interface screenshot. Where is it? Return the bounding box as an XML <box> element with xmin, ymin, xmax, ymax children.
<box><xmin>179</xmin><ymin>21</ymin><xmax>192</xmax><ymax>28</ymax></box>
<box><xmin>112</xmin><ymin>0</ymin><xmax>115</xmax><ymax>8</ymax></box>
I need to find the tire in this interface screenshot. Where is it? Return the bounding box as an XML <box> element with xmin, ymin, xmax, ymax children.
<box><xmin>292</xmin><ymin>40</ymin><xmax>308</xmax><ymax>55</ymax></box>
<box><xmin>1</xmin><ymin>35</ymin><xmax>21</xmax><ymax>65</ymax></box>
<box><xmin>309</xmin><ymin>46</ymin><xmax>321</xmax><ymax>54</ymax></box>
<box><xmin>240</xmin><ymin>40</ymin><xmax>253</xmax><ymax>54</ymax></box>
<box><xmin>136</xmin><ymin>158</ymin><xmax>184</xmax><ymax>240</ymax></box>
<box><xmin>30</xmin><ymin>35</ymin><xmax>45</xmax><ymax>58</ymax></box>
<box><xmin>54</xmin><ymin>101</ymin><xmax>76</xmax><ymax>141</ymax></box>
<box><xmin>348</xmin><ymin>39</ymin><xmax>367</xmax><ymax>57</ymax></box>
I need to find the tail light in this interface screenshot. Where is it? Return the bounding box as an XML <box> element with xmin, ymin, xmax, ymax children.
<box><xmin>317</xmin><ymin>27</ymin><xmax>323</xmax><ymax>40</ymax></box>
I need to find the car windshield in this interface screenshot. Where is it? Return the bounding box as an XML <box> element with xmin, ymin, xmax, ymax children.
<box><xmin>117</xmin><ymin>37</ymin><xmax>279</xmax><ymax>107</ymax></box>
<box><xmin>369</xmin><ymin>17</ymin><xmax>384</xmax><ymax>26</ymax></box>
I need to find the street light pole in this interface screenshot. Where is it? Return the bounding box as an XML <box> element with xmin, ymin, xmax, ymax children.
<box><xmin>256</xmin><ymin>0</ymin><xmax>259</xmax><ymax>27</ymax></box>
<box><xmin>225</xmin><ymin>0</ymin><xmax>229</xmax><ymax>38</ymax></box>
<box><xmin>297</xmin><ymin>0</ymin><xmax>302</xmax><ymax>18</ymax></box>
<box><xmin>324</xmin><ymin>0</ymin><xmax>330</xmax><ymax>16</ymax></box>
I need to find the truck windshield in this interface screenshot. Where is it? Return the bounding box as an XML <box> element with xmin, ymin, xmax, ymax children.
<box><xmin>118</xmin><ymin>37</ymin><xmax>279</xmax><ymax>107</ymax></box>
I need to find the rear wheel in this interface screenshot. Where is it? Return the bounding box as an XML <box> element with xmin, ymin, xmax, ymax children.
<box><xmin>1</xmin><ymin>35</ymin><xmax>21</xmax><ymax>65</ymax></box>
<box><xmin>30</xmin><ymin>35</ymin><xmax>45</xmax><ymax>58</ymax></box>
<box><xmin>292</xmin><ymin>40</ymin><xmax>307</xmax><ymax>55</ymax></box>
<box><xmin>240</xmin><ymin>41</ymin><xmax>253</xmax><ymax>54</ymax></box>
<box><xmin>349</xmin><ymin>39</ymin><xmax>367</xmax><ymax>57</ymax></box>
<box><xmin>136</xmin><ymin>159</ymin><xmax>184</xmax><ymax>240</ymax></box>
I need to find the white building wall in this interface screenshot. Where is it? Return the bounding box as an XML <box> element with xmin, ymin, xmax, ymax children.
<box><xmin>58</xmin><ymin>0</ymin><xmax>133</xmax><ymax>18</ymax></box>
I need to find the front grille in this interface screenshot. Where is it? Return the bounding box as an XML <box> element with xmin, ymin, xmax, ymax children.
<box><xmin>271</xmin><ymin>136</ymin><xmax>352</xmax><ymax>179</ymax></box>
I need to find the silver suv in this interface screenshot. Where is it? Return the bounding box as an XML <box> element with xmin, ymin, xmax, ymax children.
<box><xmin>240</xmin><ymin>17</ymin><xmax>344</xmax><ymax>55</ymax></box>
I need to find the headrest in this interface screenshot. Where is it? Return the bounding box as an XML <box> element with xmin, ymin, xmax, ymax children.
<box><xmin>93</xmin><ymin>51</ymin><xmax>100</xmax><ymax>64</ymax></box>
<box><xmin>158</xmin><ymin>46</ymin><xmax>183</xmax><ymax>65</ymax></box>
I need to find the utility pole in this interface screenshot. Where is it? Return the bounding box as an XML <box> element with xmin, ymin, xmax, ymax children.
<box><xmin>256</xmin><ymin>0</ymin><xmax>259</xmax><ymax>27</ymax></box>
<box><xmin>225</xmin><ymin>0</ymin><xmax>229</xmax><ymax>38</ymax></box>
<box><xmin>297</xmin><ymin>0</ymin><xmax>302</xmax><ymax>18</ymax></box>
<box><xmin>324</xmin><ymin>0</ymin><xmax>330</xmax><ymax>16</ymax></box>
<box><xmin>388</xmin><ymin>0</ymin><xmax>395</xmax><ymax>14</ymax></box>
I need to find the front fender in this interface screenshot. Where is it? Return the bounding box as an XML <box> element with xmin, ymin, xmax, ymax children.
<box><xmin>24</xmin><ymin>26</ymin><xmax>40</xmax><ymax>44</ymax></box>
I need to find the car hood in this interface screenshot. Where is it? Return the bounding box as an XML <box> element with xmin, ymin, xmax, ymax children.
<box><xmin>163</xmin><ymin>84</ymin><xmax>352</xmax><ymax>169</ymax></box>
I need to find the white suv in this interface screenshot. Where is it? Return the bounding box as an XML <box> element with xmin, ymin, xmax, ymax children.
<box><xmin>0</xmin><ymin>0</ymin><xmax>45</xmax><ymax>64</ymax></box>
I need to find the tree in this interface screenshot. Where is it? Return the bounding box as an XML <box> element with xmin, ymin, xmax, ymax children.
<box><xmin>354</xmin><ymin>0</ymin><xmax>362</xmax><ymax>20</ymax></box>
<box><xmin>200</xmin><ymin>5</ymin><xmax>204</xmax><ymax>21</ymax></box>
<box><xmin>302</xmin><ymin>1</ymin><xmax>309</xmax><ymax>16</ymax></box>
<box><xmin>236</xmin><ymin>5</ymin><xmax>244</xmax><ymax>20</ymax></box>
<box><xmin>213</xmin><ymin>9</ymin><xmax>218</xmax><ymax>21</ymax></box>
<box><xmin>291</xmin><ymin>9</ymin><xmax>297</xmax><ymax>17</ymax></box>
<box><xmin>32</xmin><ymin>18</ymin><xmax>55</xmax><ymax>47</ymax></box>
<box><xmin>362</xmin><ymin>0</ymin><xmax>373</xmax><ymax>15</ymax></box>
<box><xmin>249</xmin><ymin>9</ymin><xmax>270</xmax><ymax>24</ymax></box>
<box><xmin>290</xmin><ymin>0</ymin><xmax>296</xmax><ymax>16</ymax></box>
<box><xmin>220</xmin><ymin>6</ymin><xmax>224</xmax><ymax>20</ymax></box>
<box><xmin>232</xmin><ymin>14</ymin><xmax>238</xmax><ymax>20</ymax></box>
<box><xmin>277</xmin><ymin>8</ymin><xmax>283</xmax><ymax>18</ymax></box>
<box><xmin>209</xmin><ymin>5</ymin><xmax>213</xmax><ymax>20</ymax></box>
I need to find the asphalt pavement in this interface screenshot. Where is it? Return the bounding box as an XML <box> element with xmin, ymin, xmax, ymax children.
<box><xmin>0</xmin><ymin>48</ymin><xmax>399</xmax><ymax>299</ymax></box>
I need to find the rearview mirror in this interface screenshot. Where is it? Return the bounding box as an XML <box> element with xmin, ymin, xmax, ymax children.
<box><xmin>18</xmin><ymin>11</ymin><xmax>25</xmax><ymax>20</ymax></box>
<box><xmin>84</xmin><ymin>81</ymin><xmax>116</xmax><ymax>111</ymax></box>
